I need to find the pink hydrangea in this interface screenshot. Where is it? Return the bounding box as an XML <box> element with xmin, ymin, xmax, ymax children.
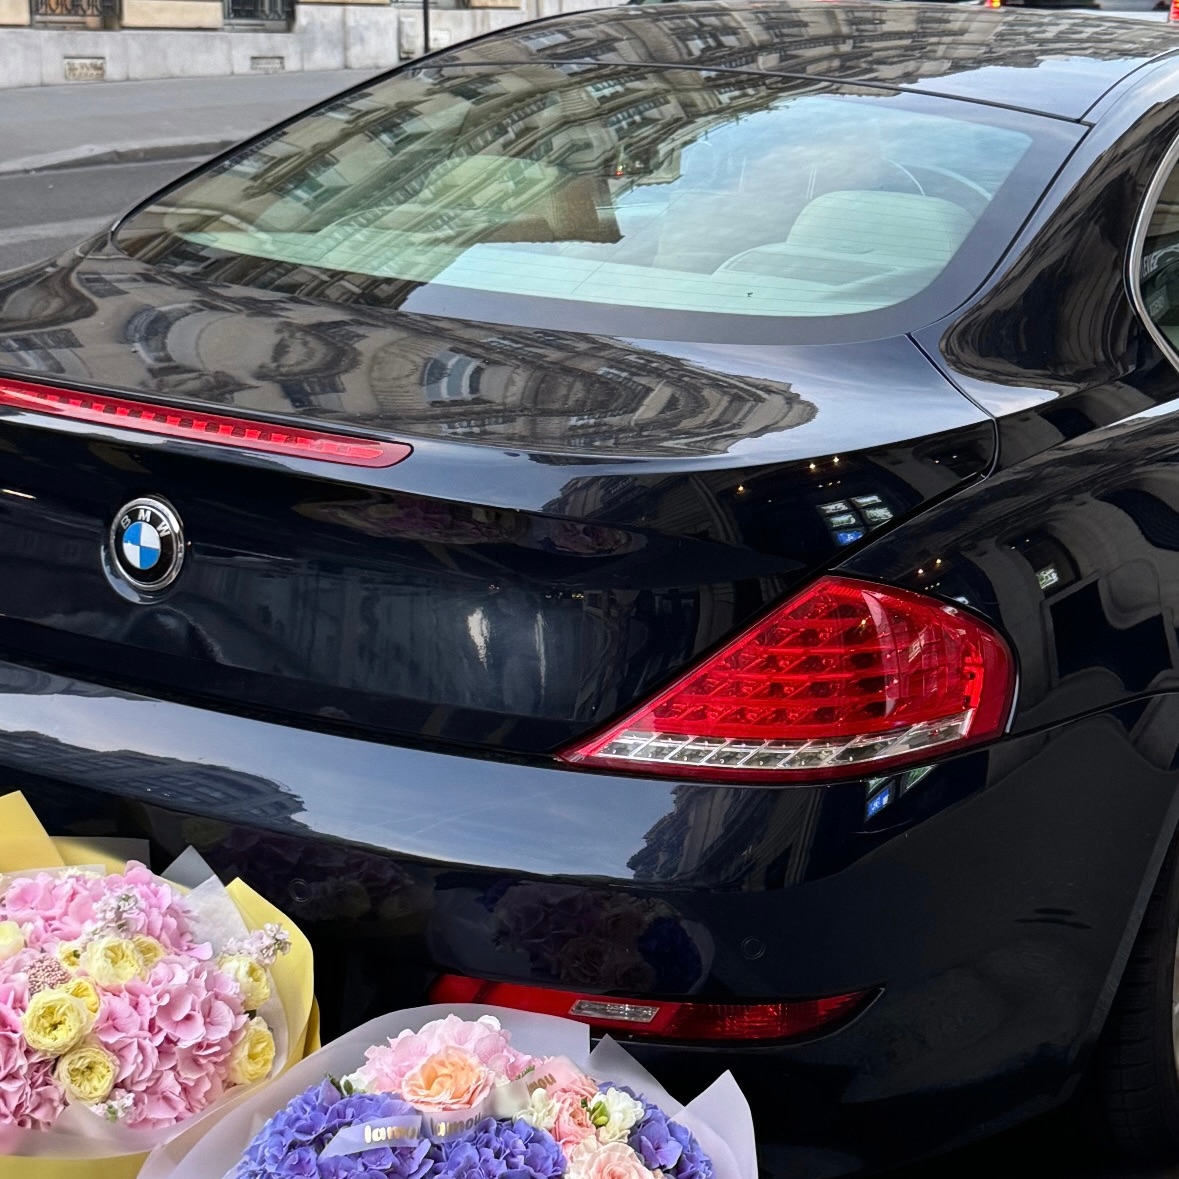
<box><xmin>0</xmin><ymin>871</ymin><xmax>107</xmax><ymax>947</ymax></box>
<box><xmin>93</xmin><ymin>984</ymin><xmax>164</xmax><ymax>1094</ymax></box>
<box><xmin>0</xmin><ymin>949</ymin><xmax>42</xmax><ymax>985</ymax></box>
<box><xmin>153</xmin><ymin>959</ymin><xmax>243</xmax><ymax>1055</ymax></box>
<box><xmin>0</xmin><ymin>972</ymin><xmax>64</xmax><ymax>1130</ymax></box>
<box><xmin>0</xmin><ymin>862</ymin><xmax>195</xmax><ymax>954</ymax></box>
<box><xmin>103</xmin><ymin>863</ymin><xmax>196</xmax><ymax>952</ymax></box>
<box><xmin>92</xmin><ymin>957</ymin><xmax>246</xmax><ymax>1128</ymax></box>
<box><xmin>356</xmin><ymin>1014</ymin><xmax>533</xmax><ymax>1096</ymax></box>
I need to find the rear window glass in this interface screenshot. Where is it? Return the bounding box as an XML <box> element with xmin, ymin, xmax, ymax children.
<box><xmin>116</xmin><ymin>64</ymin><xmax>1079</xmax><ymax>343</ymax></box>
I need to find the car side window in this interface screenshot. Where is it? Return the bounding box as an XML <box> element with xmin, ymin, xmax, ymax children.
<box><xmin>1139</xmin><ymin>154</ymin><xmax>1179</xmax><ymax>349</ymax></box>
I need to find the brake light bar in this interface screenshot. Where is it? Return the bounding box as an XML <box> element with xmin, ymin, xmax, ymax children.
<box><xmin>561</xmin><ymin>576</ymin><xmax>1014</xmax><ymax>783</ymax></box>
<box><xmin>0</xmin><ymin>377</ymin><xmax>412</xmax><ymax>468</ymax></box>
<box><xmin>430</xmin><ymin>975</ymin><xmax>873</xmax><ymax>1042</ymax></box>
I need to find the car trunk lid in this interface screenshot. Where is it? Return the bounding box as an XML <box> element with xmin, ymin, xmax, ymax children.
<box><xmin>0</xmin><ymin>250</ymin><xmax>994</xmax><ymax>756</ymax></box>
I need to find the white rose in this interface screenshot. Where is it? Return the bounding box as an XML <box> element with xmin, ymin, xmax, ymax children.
<box><xmin>0</xmin><ymin>921</ymin><xmax>24</xmax><ymax>962</ymax></box>
<box><xmin>588</xmin><ymin>1087</ymin><xmax>646</xmax><ymax>1143</ymax></box>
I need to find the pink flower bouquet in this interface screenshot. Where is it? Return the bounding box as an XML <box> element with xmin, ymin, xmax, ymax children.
<box><xmin>0</xmin><ymin>791</ymin><xmax>318</xmax><ymax>1179</ymax></box>
<box><xmin>139</xmin><ymin>1006</ymin><xmax>756</xmax><ymax>1179</ymax></box>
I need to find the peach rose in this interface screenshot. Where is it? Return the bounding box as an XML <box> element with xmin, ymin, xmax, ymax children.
<box><xmin>567</xmin><ymin>1141</ymin><xmax>656</xmax><ymax>1179</ymax></box>
<box><xmin>401</xmin><ymin>1046</ymin><xmax>493</xmax><ymax>1112</ymax></box>
<box><xmin>550</xmin><ymin>1083</ymin><xmax>599</xmax><ymax>1151</ymax></box>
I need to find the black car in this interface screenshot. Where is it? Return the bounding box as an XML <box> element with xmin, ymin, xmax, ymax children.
<box><xmin>9</xmin><ymin>0</ymin><xmax>1179</xmax><ymax>1172</ymax></box>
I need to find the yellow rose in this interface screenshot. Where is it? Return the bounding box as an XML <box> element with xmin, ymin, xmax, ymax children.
<box><xmin>132</xmin><ymin>936</ymin><xmax>165</xmax><ymax>973</ymax></box>
<box><xmin>21</xmin><ymin>989</ymin><xmax>91</xmax><ymax>1055</ymax></box>
<box><xmin>79</xmin><ymin>937</ymin><xmax>144</xmax><ymax>988</ymax></box>
<box><xmin>218</xmin><ymin>954</ymin><xmax>270</xmax><ymax>1011</ymax></box>
<box><xmin>56</xmin><ymin>940</ymin><xmax>84</xmax><ymax>972</ymax></box>
<box><xmin>56</xmin><ymin>1039</ymin><xmax>117</xmax><ymax>1103</ymax></box>
<box><xmin>63</xmin><ymin>977</ymin><xmax>101</xmax><ymax>1017</ymax></box>
<box><xmin>227</xmin><ymin>1017</ymin><xmax>275</xmax><ymax>1086</ymax></box>
<box><xmin>0</xmin><ymin>921</ymin><xmax>24</xmax><ymax>962</ymax></box>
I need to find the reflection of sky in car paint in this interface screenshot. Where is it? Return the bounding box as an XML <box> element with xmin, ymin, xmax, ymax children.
<box><xmin>625</xmin><ymin>337</ymin><xmax>992</xmax><ymax>456</ymax></box>
<box><xmin>0</xmin><ymin>695</ymin><xmax>674</xmax><ymax>878</ymax></box>
<box><xmin>906</xmin><ymin>55</ymin><xmax>1149</xmax><ymax>110</ymax></box>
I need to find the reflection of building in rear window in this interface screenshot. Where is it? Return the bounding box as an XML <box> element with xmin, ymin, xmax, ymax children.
<box><xmin>119</xmin><ymin>65</ymin><xmax>1041</xmax><ymax>322</ymax></box>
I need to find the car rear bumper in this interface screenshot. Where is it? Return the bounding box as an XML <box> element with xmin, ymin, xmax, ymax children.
<box><xmin>2</xmin><ymin>657</ymin><xmax>1176</xmax><ymax>1175</ymax></box>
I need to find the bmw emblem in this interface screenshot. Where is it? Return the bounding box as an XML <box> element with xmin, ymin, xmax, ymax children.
<box><xmin>109</xmin><ymin>497</ymin><xmax>185</xmax><ymax>592</ymax></box>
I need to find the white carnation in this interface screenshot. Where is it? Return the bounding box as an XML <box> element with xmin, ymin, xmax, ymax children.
<box><xmin>589</xmin><ymin>1087</ymin><xmax>645</xmax><ymax>1142</ymax></box>
<box><xmin>341</xmin><ymin>1069</ymin><xmax>374</xmax><ymax>1095</ymax></box>
<box><xmin>516</xmin><ymin>1086</ymin><xmax>560</xmax><ymax>1131</ymax></box>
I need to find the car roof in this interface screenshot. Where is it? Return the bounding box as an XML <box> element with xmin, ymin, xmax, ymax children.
<box><xmin>438</xmin><ymin>0</ymin><xmax>1179</xmax><ymax>121</ymax></box>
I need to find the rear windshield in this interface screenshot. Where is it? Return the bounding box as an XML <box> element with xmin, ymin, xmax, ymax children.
<box><xmin>116</xmin><ymin>64</ymin><xmax>1080</xmax><ymax>344</ymax></box>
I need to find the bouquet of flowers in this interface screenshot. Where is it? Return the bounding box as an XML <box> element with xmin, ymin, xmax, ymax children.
<box><xmin>0</xmin><ymin>791</ymin><xmax>319</xmax><ymax>1179</ymax></box>
<box><xmin>140</xmin><ymin>1006</ymin><xmax>755</xmax><ymax>1179</ymax></box>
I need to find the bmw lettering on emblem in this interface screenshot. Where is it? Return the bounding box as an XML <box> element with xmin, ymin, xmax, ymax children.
<box><xmin>109</xmin><ymin>498</ymin><xmax>185</xmax><ymax>592</ymax></box>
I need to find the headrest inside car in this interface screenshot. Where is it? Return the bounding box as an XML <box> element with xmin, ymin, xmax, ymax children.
<box><xmin>786</xmin><ymin>190</ymin><xmax>976</xmax><ymax>264</ymax></box>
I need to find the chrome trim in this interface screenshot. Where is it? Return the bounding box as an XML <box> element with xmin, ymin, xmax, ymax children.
<box><xmin>569</xmin><ymin>999</ymin><xmax>659</xmax><ymax>1024</ymax></box>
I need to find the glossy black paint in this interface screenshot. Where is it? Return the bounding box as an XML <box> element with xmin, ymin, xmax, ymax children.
<box><xmin>0</xmin><ymin>247</ymin><xmax>991</xmax><ymax>752</ymax></box>
<box><xmin>4</xmin><ymin>661</ymin><xmax>1176</xmax><ymax>1177</ymax></box>
<box><xmin>5</xmin><ymin>2</ymin><xmax>1179</xmax><ymax>1175</ymax></box>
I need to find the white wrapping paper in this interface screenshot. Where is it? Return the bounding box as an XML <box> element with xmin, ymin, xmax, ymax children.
<box><xmin>138</xmin><ymin>1004</ymin><xmax>757</xmax><ymax>1179</ymax></box>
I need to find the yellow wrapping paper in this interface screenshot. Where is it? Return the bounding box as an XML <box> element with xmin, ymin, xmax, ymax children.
<box><xmin>0</xmin><ymin>792</ymin><xmax>319</xmax><ymax>1178</ymax></box>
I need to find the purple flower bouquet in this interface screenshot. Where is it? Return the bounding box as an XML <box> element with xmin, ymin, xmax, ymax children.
<box><xmin>139</xmin><ymin>1006</ymin><xmax>756</xmax><ymax>1179</ymax></box>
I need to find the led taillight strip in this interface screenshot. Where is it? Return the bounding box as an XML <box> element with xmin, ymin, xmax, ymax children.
<box><xmin>0</xmin><ymin>377</ymin><xmax>412</xmax><ymax>469</ymax></box>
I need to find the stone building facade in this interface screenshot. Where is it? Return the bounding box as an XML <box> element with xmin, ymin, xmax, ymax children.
<box><xmin>0</xmin><ymin>0</ymin><xmax>619</xmax><ymax>88</ymax></box>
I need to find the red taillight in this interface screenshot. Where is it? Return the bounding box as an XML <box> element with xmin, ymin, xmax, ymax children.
<box><xmin>0</xmin><ymin>377</ymin><xmax>412</xmax><ymax>468</ymax></box>
<box><xmin>983</xmin><ymin>0</ymin><xmax>1003</xmax><ymax>8</ymax></box>
<box><xmin>1171</xmin><ymin>0</ymin><xmax>1179</xmax><ymax>21</ymax></box>
<box><xmin>560</xmin><ymin>575</ymin><xmax>1013</xmax><ymax>783</ymax></box>
<box><xmin>430</xmin><ymin>975</ymin><xmax>872</xmax><ymax>1042</ymax></box>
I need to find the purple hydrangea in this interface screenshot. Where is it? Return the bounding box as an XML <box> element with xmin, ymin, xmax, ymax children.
<box><xmin>429</xmin><ymin>1118</ymin><xmax>566</xmax><ymax>1179</ymax></box>
<box><xmin>605</xmin><ymin>1086</ymin><xmax>713</xmax><ymax>1179</ymax></box>
<box><xmin>237</xmin><ymin>1080</ymin><xmax>433</xmax><ymax>1179</ymax></box>
<box><xmin>235</xmin><ymin>1077</ymin><xmax>703</xmax><ymax>1179</ymax></box>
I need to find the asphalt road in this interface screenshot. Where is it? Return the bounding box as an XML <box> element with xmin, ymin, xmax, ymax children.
<box><xmin>0</xmin><ymin>68</ymin><xmax>380</xmax><ymax>272</ymax></box>
<box><xmin>6</xmin><ymin>29</ymin><xmax>1179</xmax><ymax>1179</ymax></box>
<box><xmin>0</xmin><ymin>157</ymin><xmax>199</xmax><ymax>271</ymax></box>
